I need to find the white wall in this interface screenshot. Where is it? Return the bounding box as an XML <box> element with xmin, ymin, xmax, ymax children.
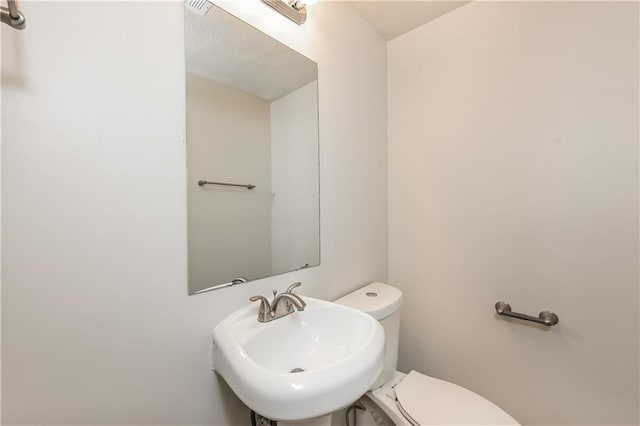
<box><xmin>271</xmin><ymin>81</ymin><xmax>320</xmax><ymax>273</ymax></box>
<box><xmin>388</xmin><ymin>2</ymin><xmax>638</xmax><ymax>425</ymax></box>
<box><xmin>1</xmin><ymin>1</ymin><xmax>387</xmax><ymax>424</ymax></box>
<box><xmin>186</xmin><ymin>74</ymin><xmax>272</xmax><ymax>290</ymax></box>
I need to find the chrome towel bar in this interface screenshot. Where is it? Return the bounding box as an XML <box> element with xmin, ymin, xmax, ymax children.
<box><xmin>1</xmin><ymin>0</ymin><xmax>25</xmax><ymax>30</ymax></box>
<box><xmin>495</xmin><ymin>301</ymin><xmax>559</xmax><ymax>326</ymax></box>
<box><xmin>198</xmin><ymin>180</ymin><xmax>255</xmax><ymax>190</ymax></box>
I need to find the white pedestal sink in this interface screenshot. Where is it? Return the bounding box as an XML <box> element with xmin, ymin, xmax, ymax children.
<box><xmin>212</xmin><ymin>296</ymin><xmax>385</xmax><ymax>422</ymax></box>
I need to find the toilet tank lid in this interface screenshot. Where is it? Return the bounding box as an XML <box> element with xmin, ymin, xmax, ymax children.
<box><xmin>333</xmin><ymin>282</ymin><xmax>403</xmax><ymax>320</ymax></box>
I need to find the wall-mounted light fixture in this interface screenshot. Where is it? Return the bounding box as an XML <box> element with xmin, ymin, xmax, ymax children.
<box><xmin>261</xmin><ymin>0</ymin><xmax>307</xmax><ymax>25</ymax></box>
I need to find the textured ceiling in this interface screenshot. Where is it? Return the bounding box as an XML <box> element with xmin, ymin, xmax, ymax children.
<box><xmin>349</xmin><ymin>1</ymin><xmax>470</xmax><ymax>41</ymax></box>
<box><xmin>185</xmin><ymin>6</ymin><xmax>317</xmax><ymax>102</ymax></box>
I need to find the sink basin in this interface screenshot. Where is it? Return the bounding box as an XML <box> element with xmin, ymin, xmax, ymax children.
<box><xmin>212</xmin><ymin>296</ymin><xmax>385</xmax><ymax>421</ymax></box>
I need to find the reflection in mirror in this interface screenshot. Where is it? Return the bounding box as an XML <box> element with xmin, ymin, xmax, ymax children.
<box><xmin>185</xmin><ymin>4</ymin><xmax>320</xmax><ymax>294</ymax></box>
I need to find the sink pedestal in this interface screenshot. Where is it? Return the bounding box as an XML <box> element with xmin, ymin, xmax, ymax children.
<box><xmin>279</xmin><ymin>414</ymin><xmax>332</xmax><ymax>426</ymax></box>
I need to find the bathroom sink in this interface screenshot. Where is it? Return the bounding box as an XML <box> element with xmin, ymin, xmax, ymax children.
<box><xmin>212</xmin><ymin>296</ymin><xmax>385</xmax><ymax>421</ymax></box>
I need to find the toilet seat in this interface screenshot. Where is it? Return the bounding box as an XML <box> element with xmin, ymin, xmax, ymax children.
<box><xmin>365</xmin><ymin>371</ymin><xmax>520</xmax><ymax>425</ymax></box>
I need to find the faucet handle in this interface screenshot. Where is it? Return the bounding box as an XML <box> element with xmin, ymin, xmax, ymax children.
<box><xmin>284</xmin><ymin>282</ymin><xmax>306</xmax><ymax>310</ymax></box>
<box><xmin>249</xmin><ymin>295</ymin><xmax>275</xmax><ymax>323</ymax></box>
<box><xmin>286</xmin><ymin>281</ymin><xmax>302</xmax><ymax>294</ymax></box>
<box><xmin>249</xmin><ymin>295</ymin><xmax>272</xmax><ymax>313</ymax></box>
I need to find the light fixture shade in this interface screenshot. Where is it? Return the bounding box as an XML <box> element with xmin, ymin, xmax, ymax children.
<box><xmin>262</xmin><ymin>0</ymin><xmax>307</xmax><ymax>25</ymax></box>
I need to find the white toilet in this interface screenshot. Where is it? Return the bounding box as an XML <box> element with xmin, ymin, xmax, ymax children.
<box><xmin>334</xmin><ymin>282</ymin><xmax>520</xmax><ymax>426</ymax></box>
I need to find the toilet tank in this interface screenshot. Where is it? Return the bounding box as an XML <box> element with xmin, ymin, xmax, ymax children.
<box><xmin>334</xmin><ymin>282</ymin><xmax>403</xmax><ymax>389</ymax></box>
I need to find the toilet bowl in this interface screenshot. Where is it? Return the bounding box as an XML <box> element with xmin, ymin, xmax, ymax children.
<box><xmin>334</xmin><ymin>282</ymin><xmax>519</xmax><ymax>426</ymax></box>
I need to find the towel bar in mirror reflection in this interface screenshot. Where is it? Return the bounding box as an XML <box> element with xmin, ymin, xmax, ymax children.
<box><xmin>198</xmin><ymin>180</ymin><xmax>256</xmax><ymax>190</ymax></box>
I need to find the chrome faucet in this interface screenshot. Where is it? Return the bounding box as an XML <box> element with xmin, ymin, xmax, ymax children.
<box><xmin>249</xmin><ymin>282</ymin><xmax>306</xmax><ymax>323</ymax></box>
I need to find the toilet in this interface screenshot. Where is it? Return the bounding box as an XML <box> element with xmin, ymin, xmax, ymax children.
<box><xmin>334</xmin><ymin>282</ymin><xmax>519</xmax><ymax>426</ymax></box>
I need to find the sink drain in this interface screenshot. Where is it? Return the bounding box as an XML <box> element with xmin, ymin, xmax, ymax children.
<box><xmin>290</xmin><ymin>367</ymin><xmax>305</xmax><ymax>373</ymax></box>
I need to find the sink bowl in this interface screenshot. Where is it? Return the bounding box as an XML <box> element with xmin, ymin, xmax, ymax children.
<box><xmin>212</xmin><ymin>296</ymin><xmax>385</xmax><ymax>421</ymax></box>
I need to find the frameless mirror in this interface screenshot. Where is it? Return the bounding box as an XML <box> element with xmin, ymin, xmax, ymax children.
<box><xmin>185</xmin><ymin>3</ymin><xmax>320</xmax><ymax>294</ymax></box>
